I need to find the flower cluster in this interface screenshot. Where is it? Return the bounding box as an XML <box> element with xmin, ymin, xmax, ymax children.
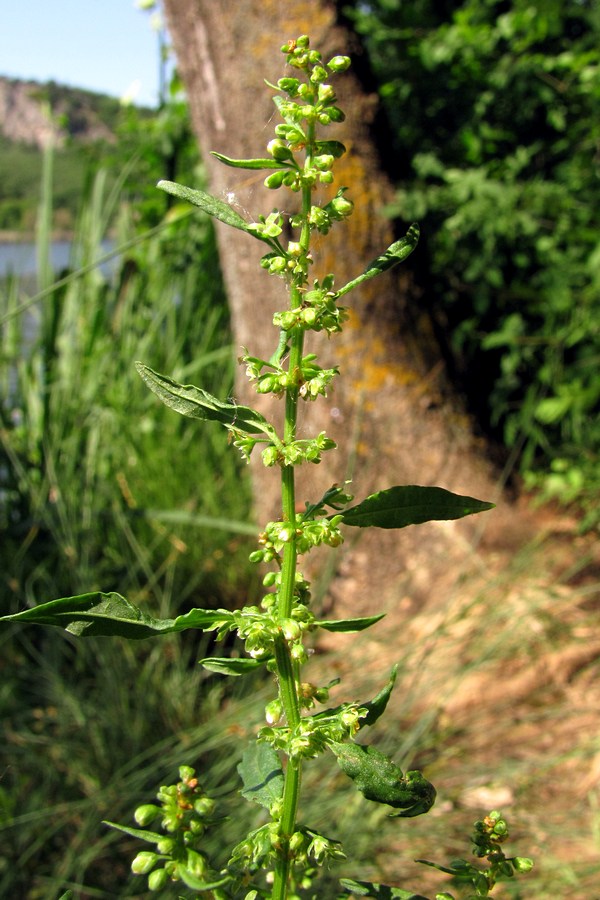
<box><xmin>252</xmin><ymin>514</ymin><xmax>344</xmax><ymax>563</ymax></box>
<box><xmin>243</xmin><ymin>351</ymin><xmax>338</xmax><ymax>400</ymax></box>
<box><xmin>129</xmin><ymin>766</ymin><xmax>221</xmax><ymax>893</ymax></box>
<box><xmin>259</xmin><ymin>702</ymin><xmax>366</xmax><ymax>760</ymax></box>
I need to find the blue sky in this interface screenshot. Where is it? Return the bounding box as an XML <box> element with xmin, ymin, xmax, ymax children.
<box><xmin>1</xmin><ymin>0</ymin><xmax>163</xmax><ymax>107</ymax></box>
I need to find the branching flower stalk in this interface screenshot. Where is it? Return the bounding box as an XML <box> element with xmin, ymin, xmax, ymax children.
<box><xmin>1</xmin><ymin>35</ymin><xmax>534</xmax><ymax>900</ymax></box>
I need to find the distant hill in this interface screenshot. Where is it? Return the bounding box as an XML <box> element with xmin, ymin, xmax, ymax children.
<box><xmin>0</xmin><ymin>76</ymin><xmax>126</xmax><ymax>149</ymax></box>
<box><xmin>0</xmin><ymin>77</ymin><xmax>154</xmax><ymax>235</ymax></box>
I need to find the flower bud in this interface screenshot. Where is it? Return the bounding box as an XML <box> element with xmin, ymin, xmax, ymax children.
<box><xmin>291</xmin><ymin>643</ymin><xmax>308</xmax><ymax>663</ymax></box>
<box><xmin>131</xmin><ymin>851</ymin><xmax>158</xmax><ymax>875</ymax></box>
<box><xmin>194</xmin><ymin>796</ymin><xmax>216</xmax><ymax>816</ymax></box>
<box><xmin>267</xmin><ymin>139</ymin><xmax>294</xmax><ymax>160</ymax></box>
<box><xmin>318</xmin><ymin>84</ymin><xmax>336</xmax><ymax>104</ymax></box>
<box><xmin>157</xmin><ymin>838</ymin><xmax>175</xmax><ymax>854</ymax></box>
<box><xmin>262</xmin><ymin>446</ymin><xmax>280</xmax><ymax>467</ymax></box>
<box><xmin>310</xmin><ymin>65</ymin><xmax>328</xmax><ymax>84</ymax></box>
<box><xmin>134</xmin><ymin>804</ymin><xmax>160</xmax><ymax>826</ymax></box>
<box><xmin>256</xmin><ymin>374</ymin><xmax>278</xmax><ymax>394</ymax></box>
<box><xmin>277</xmin><ymin>77</ymin><xmax>300</xmax><ymax>96</ymax></box>
<box><xmin>327</xmin><ymin>55</ymin><xmax>351</xmax><ymax>72</ymax></box>
<box><xmin>265</xmin><ymin>699</ymin><xmax>283</xmax><ymax>724</ymax></box>
<box><xmin>314</xmin><ymin>154</ymin><xmax>334</xmax><ymax>171</ymax></box>
<box><xmin>264</xmin><ymin>171</ymin><xmax>285</xmax><ymax>190</ymax></box>
<box><xmin>281</xmin><ymin>618</ymin><xmax>301</xmax><ymax>641</ymax></box>
<box><xmin>148</xmin><ymin>867</ymin><xmax>169</xmax><ymax>890</ymax></box>
<box><xmin>513</xmin><ymin>856</ymin><xmax>534</xmax><ymax>873</ymax></box>
<box><xmin>289</xmin><ymin>831</ymin><xmax>306</xmax><ymax>852</ymax></box>
<box><xmin>296</xmin><ymin>35</ymin><xmax>310</xmax><ymax>49</ymax></box>
<box><xmin>329</xmin><ymin>196</ymin><xmax>354</xmax><ymax>219</ymax></box>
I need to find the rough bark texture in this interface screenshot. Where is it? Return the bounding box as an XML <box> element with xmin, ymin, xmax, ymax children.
<box><xmin>162</xmin><ymin>0</ymin><xmax>504</xmax><ymax>618</ymax></box>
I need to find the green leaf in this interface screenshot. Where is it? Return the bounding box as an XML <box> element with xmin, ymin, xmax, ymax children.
<box><xmin>135</xmin><ymin>363</ymin><xmax>275</xmax><ymax>436</ymax></box>
<box><xmin>330</xmin><ymin>742</ymin><xmax>436</xmax><ymax>817</ymax></box>
<box><xmin>238</xmin><ymin>742</ymin><xmax>284</xmax><ymax>809</ymax></box>
<box><xmin>0</xmin><ymin>592</ymin><xmax>229</xmax><ymax>640</ymax></box>
<box><xmin>178</xmin><ymin>870</ymin><xmax>232</xmax><ymax>891</ymax></box>
<box><xmin>340</xmin><ymin>878</ymin><xmax>430</xmax><ymax>899</ymax></box>
<box><xmin>316</xmin><ymin>613</ymin><xmax>385</xmax><ymax>633</ymax></box>
<box><xmin>103</xmin><ymin>820</ymin><xmax>164</xmax><ymax>844</ymax></box>
<box><xmin>360</xmin><ymin>665</ymin><xmax>398</xmax><ymax>728</ymax></box>
<box><xmin>340</xmin><ymin>485</ymin><xmax>494</xmax><ymax>529</ymax></box>
<box><xmin>211</xmin><ymin>151</ymin><xmax>288</xmax><ymax>171</ymax></box>
<box><xmin>199</xmin><ymin>657</ymin><xmax>265</xmax><ymax>676</ymax></box>
<box><xmin>315</xmin><ymin>140</ymin><xmax>347</xmax><ymax>158</ymax></box>
<box><xmin>157</xmin><ymin>180</ymin><xmax>253</xmax><ymax>233</ymax></box>
<box><xmin>336</xmin><ymin>224</ymin><xmax>420</xmax><ymax>298</ymax></box>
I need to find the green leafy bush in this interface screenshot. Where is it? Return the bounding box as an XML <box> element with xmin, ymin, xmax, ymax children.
<box><xmin>345</xmin><ymin>0</ymin><xmax>599</xmax><ymax>527</ymax></box>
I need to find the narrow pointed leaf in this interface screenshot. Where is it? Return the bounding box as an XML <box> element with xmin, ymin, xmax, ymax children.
<box><xmin>157</xmin><ymin>180</ymin><xmax>253</xmax><ymax>233</ymax></box>
<box><xmin>330</xmin><ymin>742</ymin><xmax>436</xmax><ymax>817</ymax></box>
<box><xmin>0</xmin><ymin>592</ymin><xmax>227</xmax><ymax>639</ymax></box>
<box><xmin>103</xmin><ymin>821</ymin><xmax>164</xmax><ymax>843</ymax></box>
<box><xmin>316</xmin><ymin>613</ymin><xmax>385</xmax><ymax>633</ymax></box>
<box><xmin>336</xmin><ymin>224</ymin><xmax>420</xmax><ymax>298</ymax></box>
<box><xmin>179</xmin><ymin>871</ymin><xmax>232</xmax><ymax>891</ymax></box>
<box><xmin>340</xmin><ymin>485</ymin><xmax>495</xmax><ymax>529</ymax></box>
<box><xmin>238</xmin><ymin>742</ymin><xmax>284</xmax><ymax>809</ymax></box>
<box><xmin>211</xmin><ymin>151</ymin><xmax>288</xmax><ymax>171</ymax></box>
<box><xmin>199</xmin><ymin>657</ymin><xmax>265</xmax><ymax>676</ymax></box>
<box><xmin>136</xmin><ymin>363</ymin><xmax>275</xmax><ymax>436</ymax></box>
<box><xmin>360</xmin><ymin>665</ymin><xmax>398</xmax><ymax>728</ymax></box>
<box><xmin>340</xmin><ymin>878</ymin><xmax>429</xmax><ymax>899</ymax></box>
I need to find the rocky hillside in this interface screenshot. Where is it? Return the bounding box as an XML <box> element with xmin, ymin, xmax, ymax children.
<box><xmin>0</xmin><ymin>76</ymin><xmax>120</xmax><ymax>149</ymax></box>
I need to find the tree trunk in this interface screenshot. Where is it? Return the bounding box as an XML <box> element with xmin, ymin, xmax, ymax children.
<box><xmin>162</xmin><ymin>0</ymin><xmax>502</xmax><ymax>620</ymax></box>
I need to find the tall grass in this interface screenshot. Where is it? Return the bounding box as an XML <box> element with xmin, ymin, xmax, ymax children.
<box><xmin>0</xmin><ymin>160</ymin><xmax>258</xmax><ymax>897</ymax></box>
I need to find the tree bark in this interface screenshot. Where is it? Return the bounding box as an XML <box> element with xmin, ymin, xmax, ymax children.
<box><xmin>162</xmin><ymin>0</ymin><xmax>502</xmax><ymax>620</ymax></box>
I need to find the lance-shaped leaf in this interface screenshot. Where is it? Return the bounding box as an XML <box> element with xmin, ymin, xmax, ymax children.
<box><xmin>238</xmin><ymin>742</ymin><xmax>284</xmax><ymax>809</ymax></box>
<box><xmin>359</xmin><ymin>665</ymin><xmax>398</xmax><ymax>728</ymax></box>
<box><xmin>136</xmin><ymin>363</ymin><xmax>276</xmax><ymax>437</ymax></box>
<box><xmin>330</xmin><ymin>742</ymin><xmax>436</xmax><ymax>817</ymax></box>
<box><xmin>309</xmin><ymin>667</ymin><xmax>397</xmax><ymax>730</ymax></box>
<box><xmin>0</xmin><ymin>592</ymin><xmax>228</xmax><ymax>640</ymax></box>
<box><xmin>340</xmin><ymin>878</ymin><xmax>429</xmax><ymax>899</ymax></box>
<box><xmin>103</xmin><ymin>821</ymin><xmax>164</xmax><ymax>844</ymax></box>
<box><xmin>199</xmin><ymin>657</ymin><xmax>265</xmax><ymax>676</ymax></box>
<box><xmin>336</xmin><ymin>224</ymin><xmax>420</xmax><ymax>299</ymax></box>
<box><xmin>315</xmin><ymin>613</ymin><xmax>385</xmax><ymax>633</ymax></box>
<box><xmin>158</xmin><ymin>180</ymin><xmax>255</xmax><ymax>234</ymax></box>
<box><xmin>211</xmin><ymin>151</ymin><xmax>289</xmax><ymax>171</ymax></box>
<box><xmin>339</xmin><ymin>485</ymin><xmax>495</xmax><ymax>529</ymax></box>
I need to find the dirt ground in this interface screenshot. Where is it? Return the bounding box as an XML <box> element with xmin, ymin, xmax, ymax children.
<box><xmin>310</xmin><ymin>494</ymin><xmax>600</xmax><ymax>897</ymax></box>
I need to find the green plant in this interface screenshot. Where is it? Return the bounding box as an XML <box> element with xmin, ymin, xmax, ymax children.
<box><xmin>344</xmin><ymin>0</ymin><xmax>600</xmax><ymax>528</ymax></box>
<box><xmin>1</xmin><ymin>35</ymin><xmax>533</xmax><ymax>899</ymax></box>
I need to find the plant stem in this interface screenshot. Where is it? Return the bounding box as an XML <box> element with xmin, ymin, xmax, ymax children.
<box><xmin>272</xmin><ymin>164</ymin><xmax>314</xmax><ymax>896</ymax></box>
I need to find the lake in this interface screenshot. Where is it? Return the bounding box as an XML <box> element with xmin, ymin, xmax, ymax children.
<box><xmin>0</xmin><ymin>239</ymin><xmax>115</xmax><ymax>280</ymax></box>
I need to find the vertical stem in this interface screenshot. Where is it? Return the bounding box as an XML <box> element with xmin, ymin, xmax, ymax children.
<box><xmin>272</xmin><ymin>170</ymin><xmax>314</xmax><ymax>898</ymax></box>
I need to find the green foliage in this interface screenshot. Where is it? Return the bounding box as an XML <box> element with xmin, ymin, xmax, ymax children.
<box><xmin>0</xmin><ymin>135</ymin><xmax>254</xmax><ymax>895</ymax></box>
<box><xmin>344</xmin><ymin>0</ymin><xmax>600</xmax><ymax>526</ymax></box>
